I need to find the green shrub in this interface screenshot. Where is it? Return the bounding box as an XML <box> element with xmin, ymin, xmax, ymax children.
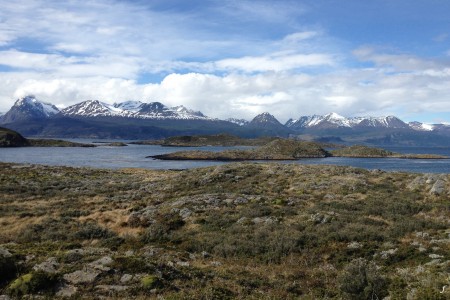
<box><xmin>414</xmin><ymin>286</ymin><xmax>446</xmax><ymax>300</ymax></box>
<box><xmin>141</xmin><ymin>212</ymin><xmax>185</xmax><ymax>243</ymax></box>
<box><xmin>141</xmin><ymin>275</ymin><xmax>162</xmax><ymax>289</ymax></box>
<box><xmin>338</xmin><ymin>258</ymin><xmax>388</xmax><ymax>300</ymax></box>
<box><xmin>73</xmin><ymin>223</ymin><xmax>115</xmax><ymax>240</ymax></box>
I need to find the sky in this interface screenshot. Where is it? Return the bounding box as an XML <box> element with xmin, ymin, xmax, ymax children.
<box><xmin>0</xmin><ymin>0</ymin><xmax>449</xmax><ymax>123</ymax></box>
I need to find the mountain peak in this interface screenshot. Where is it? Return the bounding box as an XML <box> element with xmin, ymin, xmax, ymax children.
<box><xmin>250</xmin><ymin>112</ymin><xmax>280</xmax><ymax>124</ymax></box>
<box><xmin>325</xmin><ymin>112</ymin><xmax>346</xmax><ymax>120</ymax></box>
<box><xmin>0</xmin><ymin>95</ymin><xmax>59</xmax><ymax>123</ymax></box>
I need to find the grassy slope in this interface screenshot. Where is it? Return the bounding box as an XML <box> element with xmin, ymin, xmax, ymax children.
<box><xmin>0</xmin><ymin>162</ymin><xmax>448</xmax><ymax>299</ymax></box>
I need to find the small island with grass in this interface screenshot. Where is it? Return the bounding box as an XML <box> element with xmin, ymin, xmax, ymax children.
<box><xmin>149</xmin><ymin>139</ymin><xmax>331</xmax><ymax>160</ymax></box>
<box><xmin>150</xmin><ymin>138</ymin><xmax>448</xmax><ymax>161</ymax></box>
<box><xmin>330</xmin><ymin>145</ymin><xmax>448</xmax><ymax>159</ymax></box>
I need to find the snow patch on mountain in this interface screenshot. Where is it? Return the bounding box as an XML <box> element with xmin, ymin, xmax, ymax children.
<box><xmin>113</xmin><ymin>101</ymin><xmax>144</xmax><ymax>112</ymax></box>
<box><xmin>408</xmin><ymin>121</ymin><xmax>435</xmax><ymax>131</ymax></box>
<box><xmin>226</xmin><ymin>118</ymin><xmax>249</xmax><ymax>126</ymax></box>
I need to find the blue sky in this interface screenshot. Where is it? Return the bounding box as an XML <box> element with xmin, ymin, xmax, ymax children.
<box><xmin>0</xmin><ymin>0</ymin><xmax>449</xmax><ymax>123</ymax></box>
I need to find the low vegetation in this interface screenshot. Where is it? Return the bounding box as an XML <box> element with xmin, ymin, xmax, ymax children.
<box><xmin>28</xmin><ymin>139</ymin><xmax>96</xmax><ymax>147</ymax></box>
<box><xmin>0</xmin><ymin>162</ymin><xmax>448</xmax><ymax>299</ymax></box>
<box><xmin>331</xmin><ymin>145</ymin><xmax>448</xmax><ymax>159</ymax></box>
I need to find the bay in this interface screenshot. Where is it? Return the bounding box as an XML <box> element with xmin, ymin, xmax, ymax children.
<box><xmin>0</xmin><ymin>141</ymin><xmax>449</xmax><ymax>173</ymax></box>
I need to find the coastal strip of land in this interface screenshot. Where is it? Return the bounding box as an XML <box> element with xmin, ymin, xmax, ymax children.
<box><xmin>150</xmin><ymin>139</ymin><xmax>448</xmax><ymax>161</ymax></box>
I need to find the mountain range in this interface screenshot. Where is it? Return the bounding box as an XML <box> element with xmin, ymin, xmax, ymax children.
<box><xmin>1</xmin><ymin>95</ymin><xmax>450</xmax><ymax>145</ymax></box>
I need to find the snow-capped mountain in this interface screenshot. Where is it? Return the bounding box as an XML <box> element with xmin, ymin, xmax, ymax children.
<box><xmin>61</xmin><ymin>100</ymin><xmax>134</xmax><ymax>118</ymax></box>
<box><xmin>0</xmin><ymin>95</ymin><xmax>60</xmax><ymax>123</ymax></box>
<box><xmin>286</xmin><ymin>113</ymin><xmax>409</xmax><ymax>130</ymax></box>
<box><xmin>226</xmin><ymin>118</ymin><xmax>249</xmax><ymax>126</ymax></box>
<box><xmin>61</xmin><ymin>100</ymin><xmax>211</xmax><ymax>120</ymax></box>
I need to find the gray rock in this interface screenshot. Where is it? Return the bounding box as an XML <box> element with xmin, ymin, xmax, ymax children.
<box><xmin>407</xmin><ymin>176</ymin><xmax>426</xmax><ymax>190</ymax></box>
<box><xmin>88</xmin><ymin>256</ymin><xmax>113</xmax><ymax>271</ymax></box>
<box><xmin>252</xmin><ymin>216</ymin><xmax>278</xmax><ymax>225</ymax></box>
<box><xmin>56</xmin><ymin>284</ymin><xmax>77</xmax><ymax>297</ymax></box>
<box><xmin>33</xmin><ymin>257</ymin><xmax>59</xmax><ymax>274</ymax></box>
<box><xmin>0</xmin><ymin>247</ymin><xmax>12</xmax><ymax>258</ymax></box>
<box><xmin>64</xmin><ymin>269</ymin><xmax>100</xmax><ymax>284</ymax></box>
<box><xmin>120</xmin><ymin>274</ymin><xmax>133</xmax><ymax>283</ymax></box>
<box><xmin>430</xmin><ymin>179</ymin><xmax>446</xmax><ymax>195</ymax></box>
<box><xmin>378</xmin><ymin>248</ymin><xmax>398</xmax><ymax>259</ymax></box>
<box><xmin>96</xmin><ymin>285</ymin><xmax>129</xmax><ymax>292</ymax></box>
<box><xmin>415</xmin><ymin>232</ymin><xmax>430</xmax><ymax>239</ymax></box>
<box><xmin>234</xmin><ymin>197</ymin><xmax>248</xmax><ymax>204</ymax></box>
<box><xmin>347</xmin><ymin>242</ymin><xmax>362</xmax><ymax>249</ymax></box>
<box><xmin>310</xmin><ymin>213</ymin><xmax>332</xmax><ymax>224</ymax></box>
<box><xmin>236</xmin><ymin>217</ymin><xmax>248</xmax><ymax>224</ymax></box>
<box><xmin>179</xmin><ymin>208</ymin><xmax>192</xmax><ymax>219</ymax></box>
<box><xmin>0</xmin><ymin>295</ymin><xmax>11</xmax><ymax>300</ymax></box>
<box><xmin>127</xmin><ymin>208</ymin><xmax>156</xmax><ymax>227</ymax></box>
<box><xmin>177</xmin><ymin>261</ymin><xmax>190</xmax><ymax>267</ymax></box>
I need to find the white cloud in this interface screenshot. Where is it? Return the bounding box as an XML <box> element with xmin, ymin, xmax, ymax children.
<box><xmin>0</xmin><ymin>0</ymin><xmax>449</xmax><ymax>125</ymax></box>
<box><xmin>353</xmin><ymin>46</ymin><xmax>443</xmax><ymax>71</ymax></box>
<box><xmin>1</xmin><ymin>61</ymin><xmax>449</xmax><ymax>123</ymax></box>
<box><xmin>216</xmin><ymin>53</ymin><xmax>334</xmax><ymax>72</ymax></box>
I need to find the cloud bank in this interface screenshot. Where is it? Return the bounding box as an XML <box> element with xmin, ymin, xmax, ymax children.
<box><xmin>0</xmin><ymin>0</ymin><xmax>449</xmax><ymax>124</ymax></box>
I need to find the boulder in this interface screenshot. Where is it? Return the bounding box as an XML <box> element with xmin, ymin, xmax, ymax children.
<box><xmin>63</xmin><ymin>269</ymin><xmax>100</xmax><ymax>284</ymax></box>
<box><xmin>33</xmin><ymin>257</ymin><xmax>59</xmax><ymax>274</ymax></box>
<box><xmin>430</xmin><ymin>179</ymin><xmax>446</xmax><ymax>195</ymax></box>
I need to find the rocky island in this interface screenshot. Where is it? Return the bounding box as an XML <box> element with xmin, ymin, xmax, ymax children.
<box><xmin>150</xmin><ymin>139</ymin><xmax>331</xmax><ymax>160</ymax></box>
<box><xmin>150</xmin><ymin>138</ymin><xmax>448</xmax><ymax>161</ymax></box>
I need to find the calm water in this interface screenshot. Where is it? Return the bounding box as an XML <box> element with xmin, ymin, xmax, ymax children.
<box><xmin>0</xmin><ymin>141</ymin><xmax>449</xmax><ymax>173</ymax></box>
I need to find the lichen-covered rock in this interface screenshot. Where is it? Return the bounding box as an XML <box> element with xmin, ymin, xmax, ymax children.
<box><xmin>96</xmin><ymin>285</ymin><xmax>129</xmax><ymax>292</ymax></box>
<box><xmin>56</xmin><ymin>284</ymin><xmax>77</xmax><ymax>297</ymax></box>
<box><xmin>63</xmin><ymin>269</ymin><xmax>100</xmax><ymax>284</ymax></box>
<box><xmin>88</xmin><ymin>256</ymin><xmax>113</xmax><ymax>272</ymax></box>
<box><xmin>33</xmin><ymin>257</ymin><xmax>59</xmax><ymax>274</ymax></box>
